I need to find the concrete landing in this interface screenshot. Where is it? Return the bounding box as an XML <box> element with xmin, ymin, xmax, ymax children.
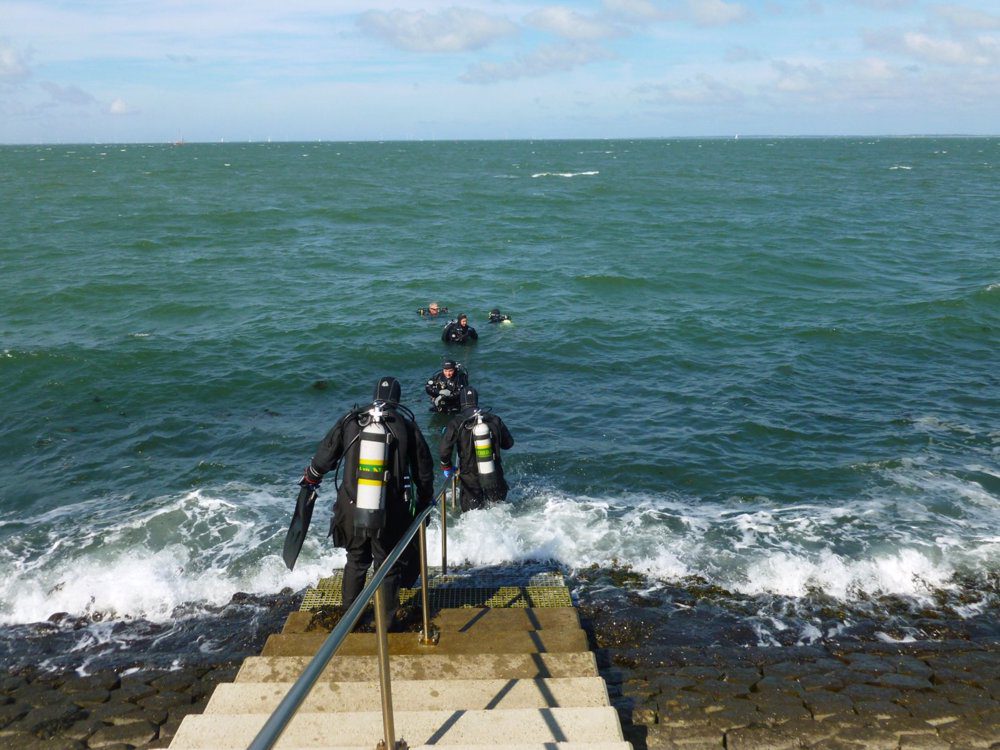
<box><xmin>281</xmin><ymin>606</ymin><xmax>582</xmax><ymax>634</ymax></box>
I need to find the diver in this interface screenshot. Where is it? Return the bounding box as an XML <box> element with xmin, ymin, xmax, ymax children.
<box><xmin>441</xmin><ymin>314</ymin><xmax>478</xmax><ymax>345</ymax></box>
<box><xmin>298</xmin><ymin>376</ymin><xmax>435</xmax><ymax>624</ymax></box>
<box><xmin>425</xmin><ymin>358</ymin><xmax>469</xmax><ymax>414</ymax></box>
<box><xmin>418</xmin><ymin>301</ymin><xmax>448</xmax><ymax>318</ymax></box>
<box><xmin>488</xmin><ymin>308</ymin><xmax>511</xmax><ymax>324</ymax></box>
<box><xmin>439</xmin><ymin>387</ymin><xmax>514</xmax><ymax>512</ymax></box>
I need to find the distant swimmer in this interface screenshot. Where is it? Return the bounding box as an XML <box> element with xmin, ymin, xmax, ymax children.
<box><xmin>488</xmin><ymin>308</ymin><xmax>512</xmax><ymax>324</ymax></box>
<box><xmin>418</xmin><ymin>301</ymin><xmax>448</xmax><ymax>318</ymax></box>
<box><xmin>439</xmin><ymin>387</ymin><xmax>514</xmax><ymax>511</ymax></box>
<box><xmin>442</xmin><ymin>314</ymin><xmax>478</xmax><ymax>345</ymax></box>
<box><xmin>425</xmin><ymin>358</ymin><xmax>469</xmax><ymax>414</ymax></box>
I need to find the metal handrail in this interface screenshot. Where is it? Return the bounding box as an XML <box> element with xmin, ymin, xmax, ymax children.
<box><xmin>249</xmin><ymin>475</ymin><xmax>457</xmax><ymax>750</ymax></box>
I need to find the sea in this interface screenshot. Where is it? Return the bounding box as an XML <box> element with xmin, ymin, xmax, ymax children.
<box><xmin>1</xmin><ymin>137</ymin><xmax>997</xmax><ymax>674</ymax></box>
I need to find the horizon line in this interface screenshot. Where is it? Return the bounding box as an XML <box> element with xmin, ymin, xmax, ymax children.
<box><xmin>2</xmin><ymin>133</ymin><xmax>998</xmax><ymax>147</ymax></box>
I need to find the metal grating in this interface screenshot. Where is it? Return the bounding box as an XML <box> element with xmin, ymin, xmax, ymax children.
<box><xmin>300</xmin><ymin>568</ymin><xmax>571</xmax><ymax>611</ymax></box>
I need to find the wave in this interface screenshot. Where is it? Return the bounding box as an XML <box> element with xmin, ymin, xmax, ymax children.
<box><xmin>1</xmin><ymin>460</ymin><xmax>996</xmax><ymax>625</ymax></box>
<box><xmin>0</xmin><ymin>486</ymin><xmax>339</xmax><ymax>626</ymax></box>
<box><xmin>436</xmin><ymin>488</ymin><xmax>996</xmax><ymax>602</ymax></box>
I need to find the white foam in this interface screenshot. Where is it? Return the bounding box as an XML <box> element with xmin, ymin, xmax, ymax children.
<box><xmin>531</xmin><ymin>171</ymin><xmax>599</xmax><ymax>178</ymax></box>
<box><xmin>2</xmin><ymin>460</ymin><xmax>996</xmax><ymax>624</ymax></box>
<box><xmin>0</xmin><ymin>487</ymin><xmax>342</xmax><ymax>625</ymax></box>
<box><xmin>433</xmin><ymin>474</ymin><xmax>995</xmax><ymax>605</ymax></box>
<box><xmin>740</xmin><ymin>547</ymin><xmax>953</xmax><ymax>600</ymax></box>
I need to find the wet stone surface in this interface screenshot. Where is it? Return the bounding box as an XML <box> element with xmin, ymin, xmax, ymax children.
<box><xmin>595</xmin><ymin>639</ymin><xmax>1000</xmax><ymax>750</ymax></box>
<box><xmin>0</xmin><ymin>663</ymin><xmax>238</xmax><ymax>749</ymax></box>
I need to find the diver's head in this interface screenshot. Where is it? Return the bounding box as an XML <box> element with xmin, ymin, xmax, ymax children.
<box><xmin>372</xmin><ymin>376</ymin><xmax>401</xmax><ymax>406</ymax></box>
<box><xmin>442</xmin><ymin>359</ymin><xmax>457</xmax><ymax>378</ymax></box>
<box><xmin>460</xmin><ymin>386</ymin><xmax>479</xmax><ymax>411</ymax></box>
<box><xmin>490</xmin><ymin>308</ymin><xmax>501</xmax><ymax>317</ymax></box>
<box><xmin>458</xmin><ymin>314</ymin><xmax>468</xmax><ymax>326</ymax></box>
<box><xmin>428</xmin><ymin>301</ymin><xmax>440</xmax><ymax>315</ymax></box>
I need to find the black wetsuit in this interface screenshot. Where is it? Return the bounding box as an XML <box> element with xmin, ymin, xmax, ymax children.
<box><xmin>441</xmin><ymin>320</ymin><xmax>478</xmax><ymax>344</ymax></box>
<box><xmin>306</xmin><ymin>404</ymin><xmax>434</xmax><ymax>613</ymax></box>
<box><xmin>424</xmin><ymin>369</ymin><xmax>470</xmax><ymax>413</ymax></box>
<box><xmin>439</xmin><ymin>409</ymin><xmax>514</xmax><ymax>512</ymax></box>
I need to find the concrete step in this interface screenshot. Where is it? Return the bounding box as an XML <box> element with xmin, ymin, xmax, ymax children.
<box><xmin>169</xmin><ymin>706</ymin><xmax>625</xmax><ymax>748</ymax></box>
<box><xmin>206</xmin><ymin>676</ymin><xmax>610</xmax><ymax>713</ymax></box>
<box><xmin>282</xmin><ymin>607</ymin><xmax>581</xmax><ymax>634</ymax></box>
<box><xmin>236</xmin><ymin>652</ymin><xmax>600</xmax><ymax>683</ymax></box>
<box><xmin>261</xmin><ymin>628</ymin><xmax>589</xmax><ymax>657</ymax></box>
<box><xmin>189</xmin><ymin>745</ymin><xmax>633</xmax><ymax>750</ymax></box>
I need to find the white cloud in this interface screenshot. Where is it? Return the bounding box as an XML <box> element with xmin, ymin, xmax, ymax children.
<box><xmin>686</xmin><ymin>0</ymin><xmax>751</xmax><ymax>27</ymax></box>
<box><xmin>357</xmin><ymin>7</ymin><xmax>518</xmax><ymax>53</ymax></box>
<box><xmin>651</xmin><ymin>72</ymin><xmax>745</xmax><ymax>105</ymax></box>
<box><xmin>725</xmin><ymin>44</ymin><xmax>763</xmax><ymax>62</ymax></box>
<box><xmin>461</xmin><ymin>42</ymin><xmax>614</xmax><ymax>83</ymax></box>
<box><xmin>0</xmin><ymin>40</ymin><xmax>32</xmax><ymax>83</ymax></box>
<box><xmin>526</xmin><ymin>7</ymin><xmax>620</xmax><ymax>40</ymax></box>
<box><xmin>901</xmin><ymin>31</ymin><xmax>998</xmax><ymax>65</ymax></box>
<box><xmin>931</xmin><ymin>4</ymin><xmax>1000</xmax><ymax>31</ymax></box>
<box><xmin>770</xmin><ymin>60</ymin><xmax>825</xmax><ymax>94</ymax></box>
<box><xmin>850</xmin><ymin>0</ymin><xmax>915</xmax><ymax>8</ymax></box>
<box><xmin>602</xmin><ymin>0</ymin><xmax>665</xmax><ymax>22</ymax></box>
<box><xmin>763</xmin><ymin>55</ymin><xmax>916</xmax><ymax>104</ymax></box>
<box><xmin>865</xmin><ymin>23</ymin><xmax>1000</xmax><ymax>68</ymax></box>
<box><xmin>39</xmin><ymin>81</ymin><xmax>96</xmax><ymax>106</ymax></box>
<box><xmin>109</xmin><ymin>98</ymin><xmax>133</xmax><ymax>115</ymax></box>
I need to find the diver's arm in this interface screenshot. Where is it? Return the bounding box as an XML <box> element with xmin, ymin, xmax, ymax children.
<box><xmin>306</xmin><ymin>414</ymin><xmax>349</xmax><ymax>481</ymax></box>
<box><xmin>411</xmin><ymin>423</ymin><xmax>436</xmax><ymax>505</ymax></box>
<box><xmin>497</xmin><ymin>417</ymin><xmax>514</xmax><ymax>450</ymax></box>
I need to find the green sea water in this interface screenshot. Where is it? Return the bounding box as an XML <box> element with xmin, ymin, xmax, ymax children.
<box><xmin>0</xmin><ymin>138</ymin><xmax>997</xmax><ymax>660</ymax></box>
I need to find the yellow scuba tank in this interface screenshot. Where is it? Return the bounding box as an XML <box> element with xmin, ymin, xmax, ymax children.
<box><xmin>355</xmin><ymin>403</ymin><xmax>390</xmax><ymax>536</ymax></box>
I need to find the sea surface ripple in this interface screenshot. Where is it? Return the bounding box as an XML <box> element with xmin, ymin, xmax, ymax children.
<box><xmin>1</xmin><ymin>138</ymin><xmax>997</xmax><ymax>667</ymax></box>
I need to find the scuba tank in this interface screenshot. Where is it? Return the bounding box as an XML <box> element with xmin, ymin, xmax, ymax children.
<box><xmin>471</xmin><ymin>411</ymin><xmax>498</xmax><ymax>492</ymax></box>
<box><xmin>354</xmin><ymin>402</ymin><xmax>391</xmax><ymax>536</ymax></box>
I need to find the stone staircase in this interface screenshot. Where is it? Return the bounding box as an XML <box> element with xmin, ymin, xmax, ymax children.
<box><xmin>168</xmin><ymin>569</ymin><xmax>632</xmax><ymax>749</ymax></box>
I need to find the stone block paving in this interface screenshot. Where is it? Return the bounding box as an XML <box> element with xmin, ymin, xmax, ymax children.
<box><xmin>601</xmin><ymin>640</ymin><xmax>1000</xmax><ymax>750</ymax></box>
<box><xmin>0</xmin><ymin>664</ymin><xmax>238</xmax><ymax>749</ymax></box>
<box><xmin>3</xmin><ymin>638</ymin><xmax>998</xmax><ymax>749</ymax></box>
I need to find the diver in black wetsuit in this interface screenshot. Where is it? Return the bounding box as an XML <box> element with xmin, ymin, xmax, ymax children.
<box><xmin>439</xmin><ymin>387</ymin><xmax>514</xmax><ymax>512</ymax></box>
<box><xmin>488</xmin><ymin>308</ymin><xmax>511</xmax><ymax>324</ymax></box>
<box><xmin>441</xmin><ymin>314</ymin><xmax>478</xmax><ymax>344</ymax></box>
<box><xmin>299</xmin><ymin>377</ymin><xmax>434</xmax><ymax>623</ymax></box>
<box><xmin>424</xmin><ymin>359</ymin><xmax>469</xmax><ymax>414</ymax></box>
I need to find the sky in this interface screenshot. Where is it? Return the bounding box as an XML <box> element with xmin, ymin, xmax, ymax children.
<box><xmin>1</xmin><ymin>0</ymin><xmax>998</xmax><ymax>142</ymax></box>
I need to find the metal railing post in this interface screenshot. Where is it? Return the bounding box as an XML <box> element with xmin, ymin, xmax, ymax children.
<box><xmin>373</xmin><ymin>585</ymin><xmax>396</xmax><ymax>750</ymax></box>
<box><xmin>418</xmin><ymin>518</ymin><xmax>438</xmax><ymax>646</ymax></box>
<box><xmin>440</xmin><ymin>489</ymin><xmax>448</xmax><ymax>575</ymax></box>
<box><xmin>419</xmin><ymin>523</ymin><xmax>440</xmax><ymax>646</ymax></box>
<box><xmin>451</xmin><ymin>473</ymin><xmax>458</xmax><ymax>511</ymax></box>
